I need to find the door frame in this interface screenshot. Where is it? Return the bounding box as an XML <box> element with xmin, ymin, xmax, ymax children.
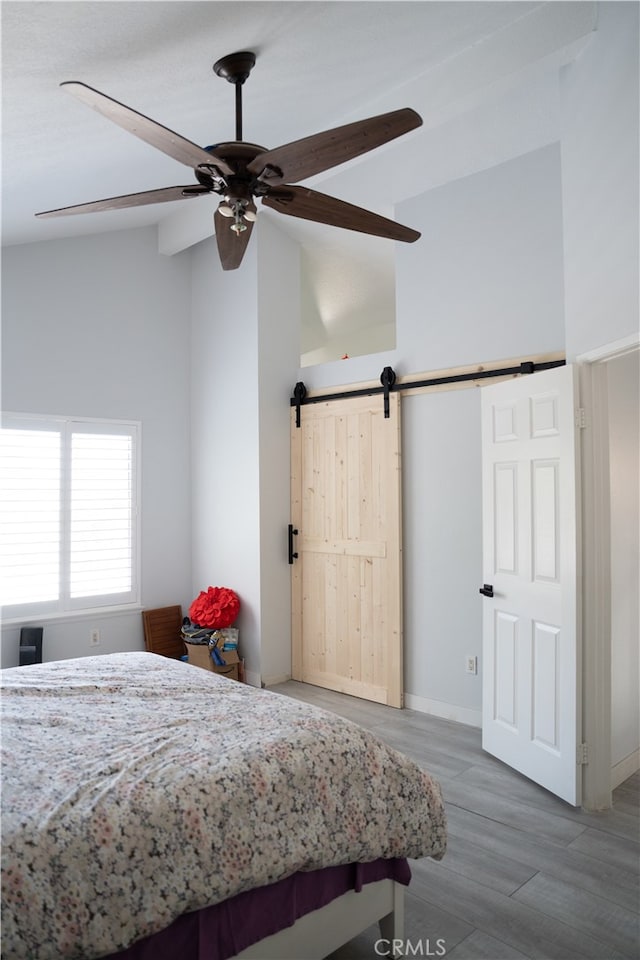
<box><xmin>578</xmin><ymin>332</ymin><xmax>640</xmax><ymax>811</ymax></box>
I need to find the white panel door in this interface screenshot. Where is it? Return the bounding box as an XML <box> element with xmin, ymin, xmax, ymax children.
<box><xmin>481</xmin><ymin>365</ymin><xmax>581</xmax><ymax>805</ymax></box>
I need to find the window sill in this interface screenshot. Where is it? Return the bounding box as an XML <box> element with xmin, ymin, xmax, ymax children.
<box><xmin>1</xmin><ymin>605</ymin><xmax>143</xmax><ymax>629</ymax></box>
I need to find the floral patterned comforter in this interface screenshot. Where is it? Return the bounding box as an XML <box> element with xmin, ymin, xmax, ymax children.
<box><xmin>1</xmin><ymin>652</ymin><xmax>447</xmax><ymax>959</ymax></box>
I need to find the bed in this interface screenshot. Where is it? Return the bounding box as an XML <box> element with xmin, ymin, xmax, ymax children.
<box><xmin>1</xmin><ymin>652</ymin><xmax>447</xmax><ymax>959</ymax></box>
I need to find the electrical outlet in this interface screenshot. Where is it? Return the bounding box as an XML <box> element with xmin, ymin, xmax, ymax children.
<box><xmin>90</xmin><ymin>628</ymin><xmax>101</xmax><ymax>647</ymax></box>
<box><xmin>465</xmin><ymin>655</ymin><xmax>477</xmax><ymax>675</ymax></box>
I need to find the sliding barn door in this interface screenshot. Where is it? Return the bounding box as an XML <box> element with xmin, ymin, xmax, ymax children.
<box><xmin>291</xmin><ymin>393</ymin><xmax>403</xmax><ymax>707</ymax></box>
<box><xmin>481</xmin><ymin>365</ymin><xmax>580</xmax><ymax>805</ymax></box>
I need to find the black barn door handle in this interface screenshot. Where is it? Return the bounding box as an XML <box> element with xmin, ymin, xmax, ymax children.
<box><xmin>288</xmin><ymin>524</ymin><xmax>299</xmax><ymax>564</ymax></box>
<box><xmin>479</xmin><ymin>584</ymin><xmax>494</xmax><ymax>597</ymax></box>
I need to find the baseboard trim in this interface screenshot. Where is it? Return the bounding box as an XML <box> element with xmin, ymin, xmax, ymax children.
<box><xmin>404</xmin><ymin>692</ymin><xmax>482</xmax><ymax>728</ymax></box>
<box><xmin>261</xmin><ymin>673</ymin><xmax>292</xmax><ymax>688</ymax></box>
<box><xmin>611</xmin><ymin>749</ymin><xmax>640</xmax><ymax>789</ymax></box>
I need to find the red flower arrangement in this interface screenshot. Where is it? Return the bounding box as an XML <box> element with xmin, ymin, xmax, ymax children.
<box><xmin>188</xmin><ymin>586</ymin><xmax>240</xmax><ymax>629</ymax></box>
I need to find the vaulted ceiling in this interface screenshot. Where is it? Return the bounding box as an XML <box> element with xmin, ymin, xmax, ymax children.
<box><xmin>1</xmin><ymin>2</ymin><xmax>596</xmax><ymax>355</ymax></box>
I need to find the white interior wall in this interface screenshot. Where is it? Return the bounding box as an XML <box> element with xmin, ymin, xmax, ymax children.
<box><xmin>608</xmin><ymin>349</ymin><xmax>640</xmax><ymax>779</ymax></box>
<box><xmin>561</xmin><ymin>1</ymin><xmax>639</xmax><ymax>361</ymax></box>
<box><xmin>189</xmin><ymin>237</ymin><xmax>262</xmax><ymax>680</ymax></box>
<box><xmin>301</xmin><ymin>321</ymin><xmax>395</xmax><ymax>368</ymax></box>
<box><xmin>256</xmin><ymin>217</ymin><xmax>301</xmax><ymax>684</ymax></box>
<box><xmin>402</xmin><ymin>387</ymin><xmax>483</xmax><ymax>722</ymax></box>
<box><xmin>298</xmin><ymin>247</ymin><xmax>396</xmax><ymax>366</ymax></box>
<box><xmin>0</xmin><ymin>227</ymin><xmax>193</xmax><ymax>666</ymax></box>
<box><xmin>189</xmin><ymin>218</ymin><xmax>299</xmax><ymax>686</ymax></box>
<box><xmin>300</xmin><ymin>260</ymin><xmax>324</xmax><ymax>358</ymax></box>
<box><xmin>396</xmin><ymin>143</ymin><xmax>566</xmax><ymax>373</ymax></box>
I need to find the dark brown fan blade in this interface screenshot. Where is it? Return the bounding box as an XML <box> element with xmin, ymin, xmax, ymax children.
<box><xmin>247</xmin><ymin>108</ymin><xmax>422</xmax><ymax>185</ymax></box>
<box><xmin>214</xmin><ymin>209</ymin><xmax>254</xmax><ymax>270</ymax></box>
<box><xmin>61</xmin><ymin>82</ymin><xmax>234</xmax><ymax>175</ymax></box>
<box><xmin>35</xmin><ymin>185</ymin><xmax>210</xmax><ymax>218</ymax></box>
<box><xmin>262</xmin><ymin>185</ymin><xmax>420</xmax><ymax>242</ymax></box>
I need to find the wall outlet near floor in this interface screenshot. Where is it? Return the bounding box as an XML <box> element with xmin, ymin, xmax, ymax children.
<box><xmin>90</xmin><ymin>628</ymin><xmax>101</xmax><ymax>647</ymax></box>
<box><xmin>465</xmin><ymin>655</ymin><xmax>477</xmax><ymax>675</ymax></box>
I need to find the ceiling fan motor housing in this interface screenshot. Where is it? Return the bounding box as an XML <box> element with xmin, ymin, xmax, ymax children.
<box><xmin>195</xmin><ymin>141</ymin><xmax>269</xmax><ymax>201</ymax></box>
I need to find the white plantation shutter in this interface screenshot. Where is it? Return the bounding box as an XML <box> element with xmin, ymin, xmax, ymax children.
<box><xmin>70</xmin><ymin>429</ymin><xmax>134</xmax><ymax>603</ymax></box>
<box><xmin>1</xmin><ymin>425</ymin><xmax>61</xmax><ymax>606</ymax></box>
<box><xmin>1</xmin><ymin>415</ymin><xmax>139</xmax><ymax>617</ymax></box>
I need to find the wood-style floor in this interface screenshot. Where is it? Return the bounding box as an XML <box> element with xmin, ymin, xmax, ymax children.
<box><xmin>271</xmin><ymin>681</ymin><xmax>640</xmax><ymax>960</ymax></box>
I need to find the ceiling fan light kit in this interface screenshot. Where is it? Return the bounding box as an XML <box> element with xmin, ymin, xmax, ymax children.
<box><xmin>36</xmin><ymin>52</ymin><xmax>423</xmax><ymax>270</ymax></box>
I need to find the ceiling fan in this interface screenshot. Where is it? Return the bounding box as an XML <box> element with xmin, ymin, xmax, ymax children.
<box><xmin>36</xmin><ymin>52</ymin><xmax>423</xmax><ymax>270</ymax></box>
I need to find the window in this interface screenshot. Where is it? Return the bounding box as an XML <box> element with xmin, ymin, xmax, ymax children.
<box><xmin>1</xmin><ymin>414</ymin><xmax>139</xmax><ymax>618</ymax></box>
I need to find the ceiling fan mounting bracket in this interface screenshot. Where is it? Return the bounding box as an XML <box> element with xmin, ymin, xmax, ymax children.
<box><xmin>213</xmin><ymin>52</ymin><xmax>256</xmax><ymax>86</ymax></box>
<box><xmin>213</xmin><ymin>53</ymin><xmax>257</xmax><ymax>141</ymax></box>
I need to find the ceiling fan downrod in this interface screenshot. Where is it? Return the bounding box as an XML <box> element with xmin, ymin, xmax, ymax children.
<box><xmin>213</xmin><ymin>51</ymin><xmax>256</xmax><ymax>142</ymax></box>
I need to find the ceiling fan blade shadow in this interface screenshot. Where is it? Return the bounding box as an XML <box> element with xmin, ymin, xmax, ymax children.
<box><xmin>262</xmin><ymin>185</ymin><xmax>420</xmax><ymax>242</ymax></box>
<box><xmin>247</xmin><ymin>108</ymin><xmax>422</xmax><ymax>185</ymax></box>
<box><xmin>214</xmin><ymin>208</ymin><xmax>254</xmax><ymax>270</ymax></box>
<box><xmin>61</xmin><ymin>82</ymin><xmax>234</xmax><ymax>175</ymax></box>
<box><xmin>35</xmin><ymin>185</ymin><xmax>211</xmax><ymax>218</ymax></box>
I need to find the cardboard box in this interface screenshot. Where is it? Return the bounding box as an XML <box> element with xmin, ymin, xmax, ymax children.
<box><xmin>184</xmin><ymin>641</ymin><xmax>240</xmax><ymax>681</ymax></box>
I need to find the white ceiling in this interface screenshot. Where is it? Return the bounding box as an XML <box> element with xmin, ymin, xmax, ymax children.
<box><xmin>1</xmin><ymin>1</ymin><xmax>596</xmax><ymax>341</ymax></box>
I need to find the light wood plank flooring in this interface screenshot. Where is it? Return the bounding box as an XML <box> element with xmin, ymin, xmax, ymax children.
<box><xmin>270</xmin><ymin>681</ymin><xmax>640</xmax><ymax>960</ymax></box>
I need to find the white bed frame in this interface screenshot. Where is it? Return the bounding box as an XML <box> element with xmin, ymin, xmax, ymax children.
<box><xmin>234</xmin><ymin>878</ymin><xmax>404</xmax><ymax>959</ymax></box>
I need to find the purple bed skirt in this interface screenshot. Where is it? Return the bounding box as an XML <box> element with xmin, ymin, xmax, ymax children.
<box><xmin>108</xmin><ymin>858</ymin><xmax>411</xmax><ymax>960</ymax></box>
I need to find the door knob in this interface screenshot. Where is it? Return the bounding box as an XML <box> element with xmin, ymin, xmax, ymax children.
<box><xmin>479</xmin><ymin>584</ymin><xmax>494</xmax><ymax>597</ymax></box>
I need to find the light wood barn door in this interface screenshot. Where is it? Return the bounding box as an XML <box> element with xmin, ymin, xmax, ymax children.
<box><xmin>291</xmin><ymin>393</ymin><xmax>403</xmax><ymax>707</ymax></box>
